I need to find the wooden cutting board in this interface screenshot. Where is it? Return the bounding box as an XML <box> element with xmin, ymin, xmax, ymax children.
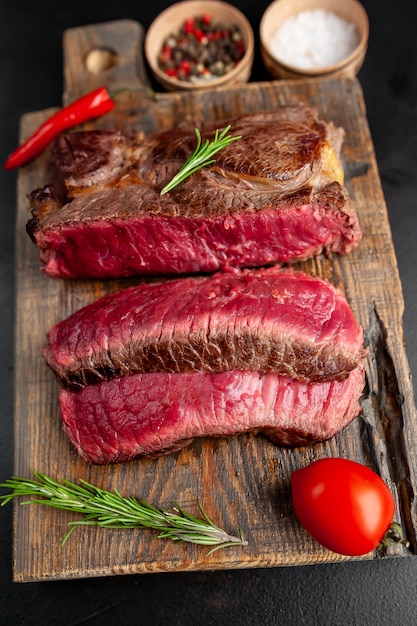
<box><xmin>12</xmin><ymin>19</ymin><xmax>417</xmax><ymax>581</ymax></box>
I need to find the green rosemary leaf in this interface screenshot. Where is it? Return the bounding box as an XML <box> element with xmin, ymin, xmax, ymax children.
<box><xmin>160</xmin><ymin>125</ymin><xmax>241</xmax><ymax>195</ymax></box>
<box><xmin>0</xmin><ymin>471</ymin><xmax>247</xmax><ymax>553</ymax></box>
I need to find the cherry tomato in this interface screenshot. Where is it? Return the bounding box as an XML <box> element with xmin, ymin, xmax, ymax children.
<box><xmin>291</xmin><ymin>458</ymin><xmax>396</xmax><ymax>556</ymax></box>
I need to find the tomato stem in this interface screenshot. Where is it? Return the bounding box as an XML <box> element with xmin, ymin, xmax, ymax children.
<box><xmin>380</xmin><ymin>522</ymin><xmax>409</xmax><ymax>550</ymax></box>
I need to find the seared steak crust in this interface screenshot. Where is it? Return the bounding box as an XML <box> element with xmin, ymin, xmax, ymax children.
<box><xmin>42</xmin><ymin>266</ymin><xmax>366</xmax><ymax>390</ymax></box>
<box><xmin>27</xmin><ymin>107</ymin><xmax>362</xmax><ymax>279</ymax></box>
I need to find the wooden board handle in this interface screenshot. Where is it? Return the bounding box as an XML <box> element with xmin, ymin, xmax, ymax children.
<box><xmin>62</xmin><ymin>19</ymin><xmax>150</xmax><ymax>105</ymax></box>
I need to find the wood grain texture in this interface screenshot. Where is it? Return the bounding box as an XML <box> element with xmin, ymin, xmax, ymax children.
<box><xmin>12</xmin><ymin>20</ymin><xmax>417</xmax><ymax>581</ymax></box>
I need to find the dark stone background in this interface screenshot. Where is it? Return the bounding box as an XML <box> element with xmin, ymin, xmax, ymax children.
<box><xmin>1</xmin><ymin>1</ymin><xmax>416</xmax><ymax>623</ymax></box>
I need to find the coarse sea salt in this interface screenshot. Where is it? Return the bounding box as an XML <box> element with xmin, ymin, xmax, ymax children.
<box><xmin>268</xmin><ymin>9</ymin><xmax>359</xmax><ymax>70</ymax></box>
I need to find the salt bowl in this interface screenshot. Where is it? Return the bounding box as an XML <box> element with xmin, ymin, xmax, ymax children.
<box><xmin>260</xmin><ymin>0</ymin><xmax>369</xmax><ymax>80</ymax></box>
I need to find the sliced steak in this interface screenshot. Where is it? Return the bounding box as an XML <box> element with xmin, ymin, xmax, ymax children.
<box><xmin>59</xmin><ymin>366</ymin><xmax>365</xmax><ymax>464</ymax></box>
<box><xmin>42</xmin><ymin>266</ymin><xmax>366</xmax><ymax>390</ymax></box>
<box><xmin>27</xmin><ymin>107</ymin><xmax>362</xmax><ymax>279</ymax></box>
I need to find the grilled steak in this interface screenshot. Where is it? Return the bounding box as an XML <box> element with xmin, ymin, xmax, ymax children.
<box><xmin>42</xmin><ymin>266</ymin><xmax>366</xmax><ymax>390</ymax></box>
<box><xmin>27</xmin><ymin>107</ymin><xmax>362</xmax><ymax>279</ymax></box>
<box><xmin>59</xmin><ymin>366</ymin><xmax>365</xmax><ymax>464</ymax></box>
<box><xmin>46</xmin><ymin>266</ymin><xmax>366</xmax><ymax>463</ymax></box>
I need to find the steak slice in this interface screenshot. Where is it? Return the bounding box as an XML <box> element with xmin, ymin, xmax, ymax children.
<box><xmin>27</xmin><ymin>107</ymin><xmax>362</xmax><ymax>279</ymax></box>
<box><xmin>59</xmin><ymin>366</ymin><xmax>365</xmax><ymax>464</ymax></box>
<box><xmin>42</xmin><ymin>266</ymin><xmax>366</xmax><ymax>390</ymax></box>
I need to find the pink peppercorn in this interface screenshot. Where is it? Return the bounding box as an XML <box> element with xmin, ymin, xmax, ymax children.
<box><xmin>184</xmin><ymin>18</ymin><xmax>195</xmax><ymax>33</ymax></box>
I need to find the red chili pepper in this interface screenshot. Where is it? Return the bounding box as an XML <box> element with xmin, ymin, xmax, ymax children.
<box><xmin>4</xmin><ymin>86</ymin><xmax>115</xmax><ymax>171</ymax></box>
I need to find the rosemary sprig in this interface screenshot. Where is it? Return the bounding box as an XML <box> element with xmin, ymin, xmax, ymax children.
<box><xmin>0</xmin><ymin>471</ymin><xmax>247</xmax><ymax>554</ymax></box>
<box><xmin>160</xmin><ymin>124</ymin><xmax>241</xmax><ymax>195</ymax></box>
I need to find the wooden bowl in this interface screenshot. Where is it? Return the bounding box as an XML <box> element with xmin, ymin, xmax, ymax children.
<box><xmin>260</xmin><ymin>0</ymin><xmax>369</xmax><ymax>80</ymax></box>
<box><xmin>145</xmin><ymin>0</ymin><xmax>254</xmax><ymax>91</ymax></box>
